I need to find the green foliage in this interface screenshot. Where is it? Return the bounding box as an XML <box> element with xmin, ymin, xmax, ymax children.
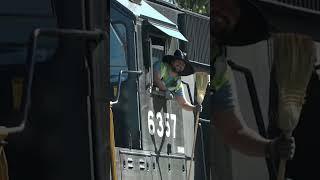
<box><xmin>176</xmin><ymin>0</ymin><xmax>209</xmax><ymax>16</ymax></box>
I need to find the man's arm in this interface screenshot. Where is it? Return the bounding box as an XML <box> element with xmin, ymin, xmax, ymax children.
<box><xmin>211</xmin><ymin>69</ymin><xmax>294</xmax><ymax>159</ymax></box>
<box><xmin>213</xmin><ymin>109</ymin><xmax>270</xmax><ymax>157</ymax></box>
<box><xmin>153</xmin><ymin>69</ymin><xmax>167</xmax><ymax>91</ymax></box>
<box><xmin>176</xmin><ymin>95</ymin><xmax>196</xmax><ymax>112</ymax></box>
<box><xmin>211</xmin><ymin>68</ymin><xmax>270</xmax><ymax>156</ymax></box>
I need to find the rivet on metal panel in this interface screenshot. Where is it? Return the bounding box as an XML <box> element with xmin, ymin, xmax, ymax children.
<box><xmin>139</xmin><ymin>165</ymin><xmax>145</xmax><ymax>170</ymax></box>
<box><xmin>127</xmin><ymin>157</ymin><xmax>134</xmax><ymax>169</ymax></box>
<box><xmin>139</xmin><ymin>158</ymin><xmax>146</xmax><ymax>171</ymax></box>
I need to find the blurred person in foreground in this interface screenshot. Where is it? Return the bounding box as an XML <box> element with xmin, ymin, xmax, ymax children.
<box><xmin>210</xmin><ymin>0</ymin><xmax>295</xmax><ymax>178</ymax></box>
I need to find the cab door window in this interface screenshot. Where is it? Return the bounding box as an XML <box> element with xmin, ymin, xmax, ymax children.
<box><xmin>110</xmin><ymin>23</ymin><xmax>128</xmax><ymax>83</ymax></box>
<box><xmin>150</xmin><ymin>36</ymin><xmax>166</xmax><ymax>67</ymax></box>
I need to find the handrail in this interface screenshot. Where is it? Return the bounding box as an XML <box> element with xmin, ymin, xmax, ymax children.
<box><xmin>0</xmin><ymin>28</ymin><xmax>106</xmax><ymax>135</ymax></box>
<box><xmin>182</xmin><ymin>81</ymin><xmax>194</xmax><ymax>105</ymax></box>
<box><xmin>227</xmin><ymin>60</ymin><xmax>267</xmax><ymax>137</ymax></box>
<box><xmin>110</xmin><ymin>70</ymin><xmax>143</xmax><ymax>105</ymax></box>
<box><xmin>227</xmin><ymin>60</ymin><xmax>277</xmax><ymax>179</ymax></box>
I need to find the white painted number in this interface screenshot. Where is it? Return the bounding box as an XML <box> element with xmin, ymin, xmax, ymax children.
<box><xmin>148</xmin><ymin>111</ymin><xmax>155</xmax><ymax>135</ymax></box>
<box><xmin>170</xmin><ymin>114</ymin><xmax>176</xmax><ymax>139</ymax></box>
<box><xmin>147</xmin><ymin>110</ymin><xmax>177</xmax><ymax>139</ymax></box>
<box><xmin>156</xmin><ymin>112</ymin><xmax>164</xmax><ymax>137</ymax></box>
<box><xmin>165</xmin><ymin>113</ymin><xmax>170</xmax><ymax>138</ymax></box>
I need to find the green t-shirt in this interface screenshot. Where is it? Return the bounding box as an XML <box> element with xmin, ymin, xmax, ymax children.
<box><xmin>153</xmin><ymin>61</ymin><xmax>183</xmax><ymax>96</ymax></box>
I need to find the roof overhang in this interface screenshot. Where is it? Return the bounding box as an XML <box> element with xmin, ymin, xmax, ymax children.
<box><xmin>115</xmin><ymin>0</ymin><xmax>188</xmax><ymax>41</ymax></box>
<box><xmin>256</xmin><ymin>0</ymin><xmax>320</xmax><ymax>42</ymax></box>
<box><xmin>147</xmin><ymin>21</ymin><xmax>188</xmax><ymax>41</ymax></box>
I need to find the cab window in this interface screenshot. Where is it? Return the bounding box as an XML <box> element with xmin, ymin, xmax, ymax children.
<box><xmin>110</xmin><ymin>23</ymin><xmax>128</xmax><ymax>83</ymax></box>
<box><xmin>150</xmin><ymin>36</ymin><xmax>165</xmax><ymax>66</ymax></box>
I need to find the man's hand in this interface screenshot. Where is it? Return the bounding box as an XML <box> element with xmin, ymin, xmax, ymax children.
<box><xmin>165</xmin><ymin>90</ymin><xmax>174</xmax><ymax>100</ymax></box>
<box><xmin>193</xmin><ymin>104</ymin><xmax>203</xmax><ymax>113</ymax></box>
<box><xmin>266</xmin><ymin>135</ymin><xmax>295</xmax><ymax>160</ymax></box>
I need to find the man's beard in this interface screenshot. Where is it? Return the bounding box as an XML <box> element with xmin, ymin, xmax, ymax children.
<box><xmin>170</xmin><ymin>64</ymin><xmax>181</xmax><ymax>73</ymax></box>
<box><xmin>172</xmin><ymin>66</ymin><xmax>179</xmax><ymax>73</ymax></box>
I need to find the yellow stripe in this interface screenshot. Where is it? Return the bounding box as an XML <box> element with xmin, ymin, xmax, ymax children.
<box><xmin>12</xmin><ymin>77</ymin><xmax>24</xmax><ymax>111</ymax></box>
<box><xmin>109</xmin><ymin>107</ymin><xmax>117</xmax><ymax>180</ymax></box>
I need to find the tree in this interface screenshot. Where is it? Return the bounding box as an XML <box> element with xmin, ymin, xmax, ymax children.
<box><xmin>176</xmin><ymin>0</ymin><xmax>209</xmax><ymax>16</ymax></box>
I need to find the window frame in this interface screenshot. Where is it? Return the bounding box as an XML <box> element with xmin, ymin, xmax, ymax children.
<box><xmin>110</xmin><ymin>21</ymin><xmax>129</xmax><ymax>83</ymax></box>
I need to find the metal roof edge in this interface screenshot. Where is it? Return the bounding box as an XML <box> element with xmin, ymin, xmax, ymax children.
<box><xmin>111</xmin><ymin>0</ymin><xmax>137</xmax><ymax>20</ymax></box>
<box><xmin>258</xmin><ymin>0</ymin><xmax>320</xmax><ymax>16</ymax></box>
